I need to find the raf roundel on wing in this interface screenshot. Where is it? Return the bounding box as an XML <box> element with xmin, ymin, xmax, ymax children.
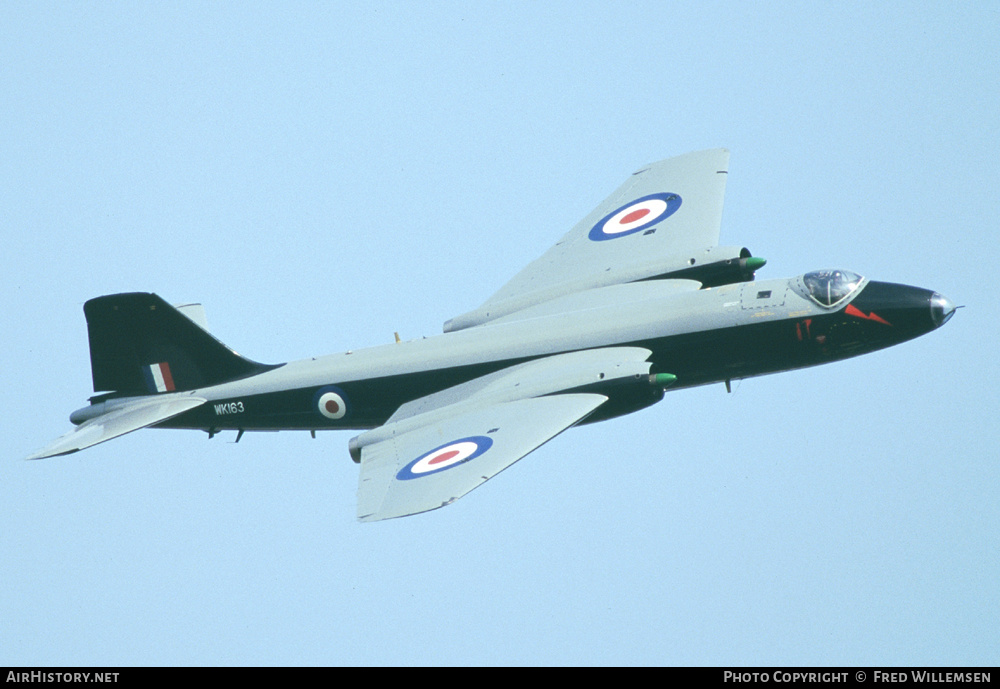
<box><xmin>588</xmin><ymin>192</ymin><xmax>682</xmax><ymax>241</ymax></box>
<box><xmin>397</xmin><ymin>436</ymin><xmax>494</xmax><ymax>480</ymax></box>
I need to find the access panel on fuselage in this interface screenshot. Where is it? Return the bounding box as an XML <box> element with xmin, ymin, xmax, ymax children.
<box><xmin>740</xmin><ymin>281</ymin><xmax>787</xmax><ymax>311</ymax></box>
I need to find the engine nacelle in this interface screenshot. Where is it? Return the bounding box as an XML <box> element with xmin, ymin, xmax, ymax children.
<box><xmin>649</xmin><ymin>247</ymin><xmax>764</xmax><ymax>288</ymax></box>
<box><xmin>572</xmin><ymin>372</ymin><xmax>674</xmax><ymax>425</ymax></box>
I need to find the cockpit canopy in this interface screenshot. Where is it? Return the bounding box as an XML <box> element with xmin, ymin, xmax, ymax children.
<box><xmin>800</xmin><ymin>269</ymin><xmax>864</xmax><ymax>307</ymax></box>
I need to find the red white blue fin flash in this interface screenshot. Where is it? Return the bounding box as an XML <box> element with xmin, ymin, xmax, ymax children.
<box><xmin>143</xmin><ymin>362</ymin><xmax>175</xmax><ymax>393</ymax></box>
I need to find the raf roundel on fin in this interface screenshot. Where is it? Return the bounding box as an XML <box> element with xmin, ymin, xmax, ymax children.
<box><xmin>588</xmin><ymin>192</ymin><xmax>682</xmax><ymax>241</ymax></box>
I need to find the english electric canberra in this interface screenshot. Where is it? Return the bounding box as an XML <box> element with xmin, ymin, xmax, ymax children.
<box><xmin>29</xmin><ymin>150</ymin><xmax>956</xmax><ymax>521</ymax></box>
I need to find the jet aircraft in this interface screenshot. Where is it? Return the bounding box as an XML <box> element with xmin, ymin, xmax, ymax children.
<box><xmin>29</xmin><ymin>149</ymin><xmax>956</xmax><ymax>521</ymax></box>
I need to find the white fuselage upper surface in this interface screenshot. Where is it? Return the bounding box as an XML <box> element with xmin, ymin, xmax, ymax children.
<box><xmin>196</xmin><ymin>277</ymin><xmax>818</xmax><ymax>406</ymax></box>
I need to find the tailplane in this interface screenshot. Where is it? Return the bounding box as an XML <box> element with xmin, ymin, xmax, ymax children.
<box><xmin>85</xmin><ymin>292</ymin><xmax>276</xmax><ymax>396</ymax></box>
<box><xmin>26</xmin><ymin>293</ymin><xmax>277</xmax><ymax>459</ymax></box>
<box><xmin>26</xmin><ymin>395</ymin><xmax>208</xmax><ymax>459</ymax></box>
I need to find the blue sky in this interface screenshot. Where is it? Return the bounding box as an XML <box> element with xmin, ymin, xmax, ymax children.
<box><xmin>2</xmin><ymin>2</ymin><xmax>997</xmax><ymax>666</ymax></box>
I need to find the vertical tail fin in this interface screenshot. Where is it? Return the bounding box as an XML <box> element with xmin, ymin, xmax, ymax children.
<box><xmin>84</xmin><ymin>293</ymin><xmax>277</xmax><ymax>396</ymax></box>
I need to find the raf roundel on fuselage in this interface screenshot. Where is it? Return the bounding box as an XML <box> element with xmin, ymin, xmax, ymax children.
<box><xmin>314</xmin><ymin>386</ymin><xmax>349</xmax><ymax>420</ymax></box>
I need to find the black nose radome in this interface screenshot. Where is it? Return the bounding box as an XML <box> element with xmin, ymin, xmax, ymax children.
<box><xmin>930</xmin><ymin>292</ymin><xmax>956</xmax><ymax>328</ymax></box>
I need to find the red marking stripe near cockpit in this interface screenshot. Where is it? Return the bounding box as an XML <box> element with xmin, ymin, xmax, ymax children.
<box><xmin>845</xmin><ymin>304</ymin><xmax>891</xmax><ymax>325</ymax></box>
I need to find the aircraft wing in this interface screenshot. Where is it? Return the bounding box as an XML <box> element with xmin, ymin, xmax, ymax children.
<box><xmin>445</xmin><ymin>148</ymin><xmax>733</xmax><ymax>332</ymax></box>
<box><xmin>26</xmin><ymin>395</ymin><xmax>207</xmax><ymax>460</ymax></box>
<box><xmin>353</xmin><ymin>347</ymin><xmax>654</xmax><ymax>522</ymax></box>
<box><xmin>355</xmin><ymin>394</ymin><xmax>606</xmax><ymax>522</ymax></box>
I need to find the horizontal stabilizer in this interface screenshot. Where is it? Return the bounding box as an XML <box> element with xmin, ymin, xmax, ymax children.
<box><xmin>26</xmin><ymin>395</ymin><xmax>206</xmax><ymax>460</ymax></box>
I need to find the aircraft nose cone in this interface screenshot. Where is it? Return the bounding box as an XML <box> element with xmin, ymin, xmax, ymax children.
<box><xmin>930</xmin><ymin>292</ymin><xmax>956</xmax><ymax>327</ymax></box>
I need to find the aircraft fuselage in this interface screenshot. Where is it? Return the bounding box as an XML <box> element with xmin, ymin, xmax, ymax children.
<box><xmin>151</xmin><ymin>274</ymin><xmax>953</xmax><ymax>444</ymax></box>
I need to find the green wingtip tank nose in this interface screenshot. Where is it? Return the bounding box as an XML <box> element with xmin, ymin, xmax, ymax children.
<box><xmin>745</xmin><ymin>256</ymin><xmax>767</xmax><ymax>273</ymax></box>
<box><xmin>650</xmin><ymin>373</ymin><xmax>678</xmax><ymax>388</ymax></box>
